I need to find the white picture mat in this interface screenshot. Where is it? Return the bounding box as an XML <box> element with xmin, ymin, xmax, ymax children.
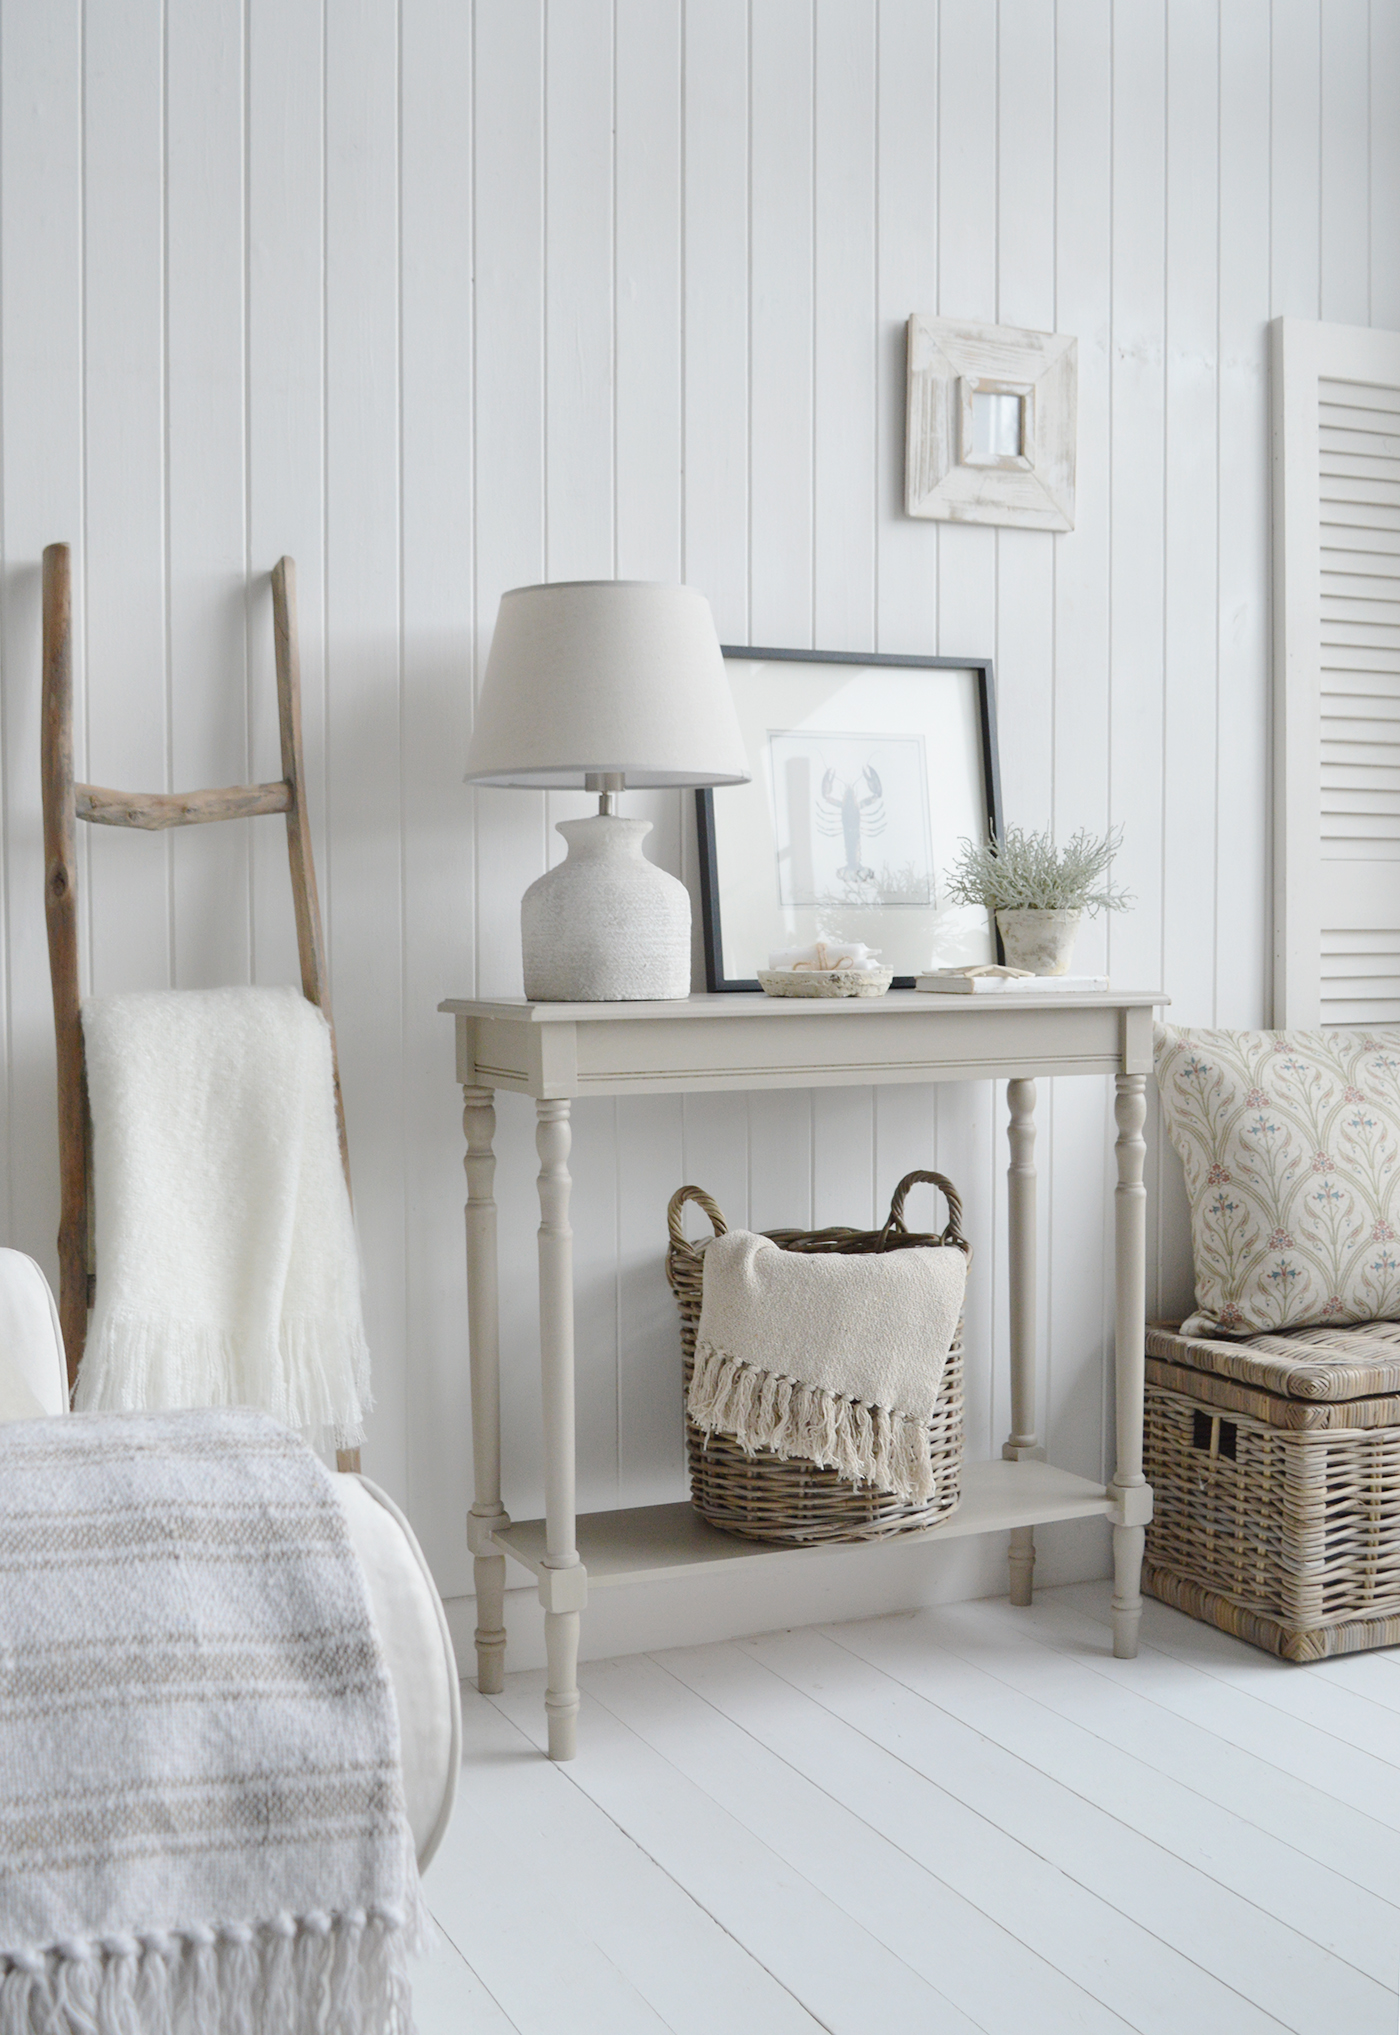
<box><xmin>708</xmin><ymin>657</ymin><xmax>997</xmax><ymax>982</ymax></box>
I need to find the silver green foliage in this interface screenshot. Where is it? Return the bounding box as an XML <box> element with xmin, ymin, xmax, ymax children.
<box><xmin>944</xmin><ymin>823</ymin><xmax>1132</xmax><ymax>916</ymax></box>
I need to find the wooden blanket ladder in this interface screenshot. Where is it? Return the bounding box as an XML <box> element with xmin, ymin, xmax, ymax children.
<box><xmin>40</xmin><ymin>543</ymin><xmax>359</xmax><ymax>1471</ymax></box>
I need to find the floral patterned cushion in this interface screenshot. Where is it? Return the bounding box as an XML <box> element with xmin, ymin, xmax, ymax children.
<box><xmin>1154</xmin><ymin>1024</ymin><xmax>1400</xmax><ymax>1336</ymax></box>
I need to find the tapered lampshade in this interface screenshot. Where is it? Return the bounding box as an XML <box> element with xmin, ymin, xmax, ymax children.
<box><xmin>464</xmin><ymin>581</ymin><xmax>749</xmax><ymax>1003</ymax></box>
<box><xmin>463</xmin><ymin>580</ymin><xmax>749</xmax><ymax>789</ymax></box>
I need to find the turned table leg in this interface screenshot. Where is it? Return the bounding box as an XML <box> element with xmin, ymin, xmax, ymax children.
<box><xmin>463</xmin><ymin>1086</ymin><xmax>509</xmax><ymax>1694</ymax></box>
<box><xmin>1004</xmin><ymin>1077</ymin><xmax>1041</xmax><ymax>1607</ymax></box>
<box><xmin>1110</xmin><ymin>1071</ymin><xmax>1152</xmax><ymax>1659</ymax></box>
<box><xmin>536</xmin><ymin>1098</ymin><xmax>586</xmax><ymax>1759</ymax></box>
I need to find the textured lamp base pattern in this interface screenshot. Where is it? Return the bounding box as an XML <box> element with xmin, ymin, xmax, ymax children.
<box><xmin>522</xmin><ymin>814</ymin><xmax>690</xmax><ymax>1001</ymax></box>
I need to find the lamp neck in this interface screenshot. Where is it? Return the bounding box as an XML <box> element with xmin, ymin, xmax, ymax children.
<box><xmin>584</xmin><ymin>770</ymin><xmax>625</xmax><ymax>817</ymax></box>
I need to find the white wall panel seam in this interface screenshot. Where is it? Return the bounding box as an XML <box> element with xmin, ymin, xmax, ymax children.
<box><xmin>744</xmin><ymin>0</ymin><xmax>751</xmax><ymax>644</ymax></box>
<box><xmin>871</xmin><ymin>0</ymin><xmax>880</xmax><ymax>629</ymax></box>
<box><xmin>542</xmin><ymin>0</ymin><xmax>550</xmax><ymax>583</ymax></box>
<box><xmin>611</xmin><ymin>0</ymin><xmax>619</xmax><ymax>581</ymax></box>
<box><xmin>396</xmin><ymin>0</ymin><xmax>409</xmax><ymax>1496</ymax></box>
<box><xmin>79</xmin><ymin>0</ymin><xmax>93</xmax><ymax>1000</ymax></box>
<box><xmin>1155</xmin><ymin>0</ymin><xmax>1166</xmax><ymax>1043</ymax></box>
<box><xmin>936</xmin><ymin>0</ymin><xmax>944</xmax><ymax>659</ymax></box>
<box><xmin>241</xmin><ymin>0</ymin><xmax>254</xmax><ymax>980</ymax></box>
<box><xmin>0</xmin><ymin>4</ymin><xmax>10</xmax><ymax>1242</ymax></box>
<box><xmin>161</xmin><ymin>0</ymin><xmax>173</xmax><ymax>985</ymax></box>
<box><xmin>470</xmin><ymin>0</ymin><xmax>480</xmax><ymax>998</ymax></box>
<box><xmin>675</xmin><ymin>0</ymin><xmax>679</xmax><ymax>586</ymax></box>
<box><xmin>1049</xmin><ymin>0</ymin><xmax>1061</xmax><ymax>1480</ymax></box>
<box><xmin>1103</xmin><ymin>0</ymin><xmax>1114</xmax><ymax>988</ymax></box>
<box><xmin>1204</xmin><ymin>0</ymin><xmax>1220</xmax><ymax>1017</ymax></box>
<box><xmin>538</xmin><ymin>0</ymin><xmax>547</xmax><ymax>886</ymax></box>
<box><xmin>0</xmin><ymin>7</ymin><xmax>8</xmax><ymax>1245</ymax></box>
<box><xmin>868</xmin><ymin>0</ymin><xmax>878</xmax><ymax>658</ymax></box>
<box><xmin>319</xmin><ymin>0</ymin><xmax>331</xmax><ymax>972</ymax></box>
<box><xmin>0</xmin><ymin>0</ymin><xmax>13</xmax><ymax>1244</ymax></box>
<box><xmin>808</xmin><ymin>0</ymin><xmax>816</xmax><ymax>651</ymax></box>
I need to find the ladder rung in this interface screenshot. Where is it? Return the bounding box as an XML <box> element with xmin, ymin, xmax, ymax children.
<box><xmin>75</xmin><ymin>781</ymin><xmax>292</xmax><ymax>831</ymax></box>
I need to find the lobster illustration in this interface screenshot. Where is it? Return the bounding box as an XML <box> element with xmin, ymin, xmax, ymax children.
<box><xmin>815</xmin><ymin>764</ymin><xmax>887</xmax><ymax>885</ymax></box>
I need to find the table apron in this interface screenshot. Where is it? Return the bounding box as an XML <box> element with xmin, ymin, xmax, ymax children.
<box><xmin>458</xmin><ymin>1005</ymin><xmax>1142</xmax><ymax>1098</ymax></box>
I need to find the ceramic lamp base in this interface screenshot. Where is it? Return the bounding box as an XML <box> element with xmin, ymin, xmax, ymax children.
<box><xmin>521</xmin><ymin>814</ymin><xmax>691</xmax><ymax>1001</ymax></box>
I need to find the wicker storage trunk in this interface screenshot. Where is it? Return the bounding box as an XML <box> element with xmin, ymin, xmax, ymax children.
<box><xmin>1144</xmin><ymin>1318</ymin><xmax>1400</xmax><ymax>1660</ymax></box>
<box><xmin>666</xmin><ymin>1171</ymin><xmax>967</xmax><ymax>1545</ymax></box>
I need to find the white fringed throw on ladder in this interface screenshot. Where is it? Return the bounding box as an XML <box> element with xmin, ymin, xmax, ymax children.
<box><xmin>688</xmin><ymin>1231</ymin><xmax>966</xmax><ymax>1503</ymax></box>
<box><xmin>76</xmin><ymin>987</ymin><xmax>370</xmax><ymax>1454</ymax></box>
<box><xmin>0</xmin><ymin>1408</ymin><xmax>424</xmax><ymax>2035</ymax></box>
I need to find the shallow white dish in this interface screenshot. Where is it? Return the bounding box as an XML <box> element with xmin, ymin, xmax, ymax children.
<box><xmin>757</xmin><ymin>968</ymin><xmax>894</xmax><ymax>998</ymax></box>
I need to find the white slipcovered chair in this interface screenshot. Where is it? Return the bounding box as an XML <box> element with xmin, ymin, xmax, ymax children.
<box><xmin>0</xmin><ymin>1246</ymin><xmax>460</xmax><ymax>1871</ymax></box>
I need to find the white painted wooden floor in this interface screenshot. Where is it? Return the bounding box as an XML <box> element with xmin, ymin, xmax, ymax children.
<box><xmin>411</xmin><ymin>1581</ymin><xmax>1400</xmax><ymax>2034</ymax></box>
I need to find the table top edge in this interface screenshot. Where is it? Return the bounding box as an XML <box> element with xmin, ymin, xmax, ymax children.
<box><xmin>439</xmin><ymin>989</ymin><xmax>1171</xmax><ymax>1022</ymax></box>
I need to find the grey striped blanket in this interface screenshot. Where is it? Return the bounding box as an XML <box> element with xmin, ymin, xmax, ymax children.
<box><xmin>0</xmin><ymin>1408</ymin><xmax>423</xmax><ymax>2034</ymax></box>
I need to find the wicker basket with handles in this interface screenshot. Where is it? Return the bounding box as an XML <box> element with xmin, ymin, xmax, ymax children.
<box><xmin>665</xmin><ymin>1171</ymin><xmax>968</xmax><ymax>1544</ymax></box>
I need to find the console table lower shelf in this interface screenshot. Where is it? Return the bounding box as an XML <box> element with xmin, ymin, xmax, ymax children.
<box><xmin>491</xmin><ymin>1459</ymin><xmax>1117</xmax><ymax>1588</ymax></box>
<box><xmin>442</xmin><ymin>987</ymin><xmax>1166</xmax><ymax>1759</ymax></box>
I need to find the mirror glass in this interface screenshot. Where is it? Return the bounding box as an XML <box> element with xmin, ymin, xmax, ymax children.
<box><xmin>970</xmin><ymin>390</ymin><xmax>1023</xmax><ymax>458</ymax></box>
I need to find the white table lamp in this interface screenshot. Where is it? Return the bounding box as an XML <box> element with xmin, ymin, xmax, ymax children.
<box><xmin>465</xmin><ymin>581</ymin><xmax>749</xmax><ymax>1000</ymax></box>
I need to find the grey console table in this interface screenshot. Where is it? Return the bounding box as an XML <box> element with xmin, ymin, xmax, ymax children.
<box><xmin>440</xmin><ymin>988</ymin><xmax>1167</xmax><ymax>1759</ymax></box>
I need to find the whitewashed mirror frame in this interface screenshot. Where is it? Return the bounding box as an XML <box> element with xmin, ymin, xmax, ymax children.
<box><xmin>905</xmin><ymin>314</ymin><xmax>1076</xmax><ymax>531</ymax></box>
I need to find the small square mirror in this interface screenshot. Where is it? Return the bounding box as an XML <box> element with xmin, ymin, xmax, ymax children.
<box><xmin>971</xmin><ymin>390</ymin><xmax>1023</xmax><ymax>459</ymax></box>
<box><xmin>906</xmin><ymin>317</ymin><xmax>1075</xmax><ymax>529</ymax></box>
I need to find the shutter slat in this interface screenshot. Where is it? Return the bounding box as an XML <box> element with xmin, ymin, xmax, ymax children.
<box><xmin>1320</xmin><ymin>998</ymin><xmax>1400</xmax><ymax>1023</ymax></box>
<box><xmin>1322</xmin><ymin>769</ymin><xmax>1400</xmax><ymax>794</ymax></box>
<box><xmin>1320</xmin><ymin>377</ymin><xmax>1400</xmax><ymax>416</ymax></box>
<box><xmin>1318</xmin><ymin>557</ymin><xmax>1391</xmax><ymax>582</ymax></box>
<box><xmin>1319</xmin><ymin>503</ymin><xmax>1400</xmax><ymax>533</ymax></box>
<box><xmin>1322</xmin><ymin>562</ymin><xmax>1400</xmax><ymax>584</ymax></box>
<box><xmin>1319</xmin><ymin>410</ymin><xmax>1400</xmax><ymax>436</ymax></box>
<box><xmin>1320</xmin><ymin>621</ymin><xmax>1400</xmax><ymax>648</ymax></box>
<box><xmin>1319</xmin><ymin>436</ymin><xmax>1400</xmax><ymax>465</ymax></box>
<box><xmin>1321</xmin><ymin>796</ymin><xmax>1400</xmax><ymax>819</ymax></box>
<box><xmin>1319</xmin><ymin>477</ymin><xmax>1400</xmax><ymax>506</ymax></box>
<box><xmin>1322</xmin><ymin>723</ymin><xmax>1400</xmax><ymax>747</ymax></box>
<box><xmin>1321</xmin><ymin>928</ymin><xmax>1400</xmax><ymax>951</ymax></box>
<box><xmin>1320</xmin><ymin>597</ymin><xmax>1400</xmax><ymax>626</ymax></box>
<box><xmin>1321</xmin><ymin>650</ymin><xmax>1400</xmax><ymax>675</ymax></box>
<box><xmin>1321</xmin><ymin>547</ymin><xmax>1400</xmax><ymax>575</ymax></box>
<box><xmin>1320</xmin><ymin>672</ymin><xmax>1400</xmax><ymax>698</ymax></box>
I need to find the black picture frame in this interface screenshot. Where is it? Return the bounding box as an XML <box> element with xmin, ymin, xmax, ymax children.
<box><xmin>697</xmin><ymin>645</ymin><xmax>1004</xmax><ymax>993</ymax></box>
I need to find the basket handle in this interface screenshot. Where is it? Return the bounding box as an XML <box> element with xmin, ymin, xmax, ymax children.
<box><xmin>667</xmin><ymin>1184</ymin><xmax>729</xmax><ymax>1251</ymax></box>
<box><xmin>877</xmin><ymin>1170</ymin><xmax>967</xmax><ymax>1253</ymax></box>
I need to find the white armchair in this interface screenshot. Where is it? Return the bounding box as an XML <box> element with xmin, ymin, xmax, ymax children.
<box><xmin>0</xmin><ymin>1248</ymin><xmax>67</xmax><ymax>1417</ymax></box>
<box><xmin>0</xmin><ymin>1248</ymin><xmax>460</xmax><ymax>1870</ymax></box>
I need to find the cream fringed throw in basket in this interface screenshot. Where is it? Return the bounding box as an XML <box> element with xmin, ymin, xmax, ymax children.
<box><xmin>0</xmin><ymin>1408</ymin><xmax>423</xmax><ymax>2035</ymax></box>
<box><xmin>689</xmin><ymin>1230</ymin><xmax>967</xmax><ymax>1503</ymax></box>
<box><xmin>76</xmin><ymin>986</ymin><xmax>370</xmax><ymax>1454</ymax></box>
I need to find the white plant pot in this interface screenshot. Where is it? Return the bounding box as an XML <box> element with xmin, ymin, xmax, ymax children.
<box><xmin>995</xmin><ymin>906</ymin><xmax>1082</xmax><ymax>976</ymax></box>
<box><xmin>521</xmin><ymin>814</ymin><xmax>691</xmax><ymax>1001</ymax></box>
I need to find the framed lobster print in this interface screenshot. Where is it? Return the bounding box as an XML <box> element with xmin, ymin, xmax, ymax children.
<box><xmin>697</xmin><ymin>647</ymin><xmax>1003</xmax><ymax>992</ymax></box>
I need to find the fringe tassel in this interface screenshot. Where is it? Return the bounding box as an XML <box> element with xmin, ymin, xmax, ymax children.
<box><xmin>74</xmin><ymin>1311</ymin><xmax>371</xmax><ymax>1456</ymax></box>
<box><xmin>689</xmin><ymin>1342</ymin><xmax>938</xmax><ymax>1504</ymax></box>
<box><xmin>0</xmin><ymin>1905</ymin><xmax>421</xmax><ymax>2035</ymax></box>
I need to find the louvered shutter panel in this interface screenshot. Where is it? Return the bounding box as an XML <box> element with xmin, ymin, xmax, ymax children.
<box><xmin>1273</xmin><ymin>318</ymin><xmax>1400</xmax><ymax>1027</ymax></box>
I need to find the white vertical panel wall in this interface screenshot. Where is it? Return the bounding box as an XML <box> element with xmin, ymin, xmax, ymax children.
<box><xmin>1</xmin><ymin>1</ymin><xmax>1396</xmax><ymax>1652</ymax></box>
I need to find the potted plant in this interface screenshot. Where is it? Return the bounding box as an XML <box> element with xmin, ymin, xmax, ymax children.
<box><xmin>944</xmin><ymin>823</ymin><xmax>1131</xmax><ymax>976</ymax></box>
